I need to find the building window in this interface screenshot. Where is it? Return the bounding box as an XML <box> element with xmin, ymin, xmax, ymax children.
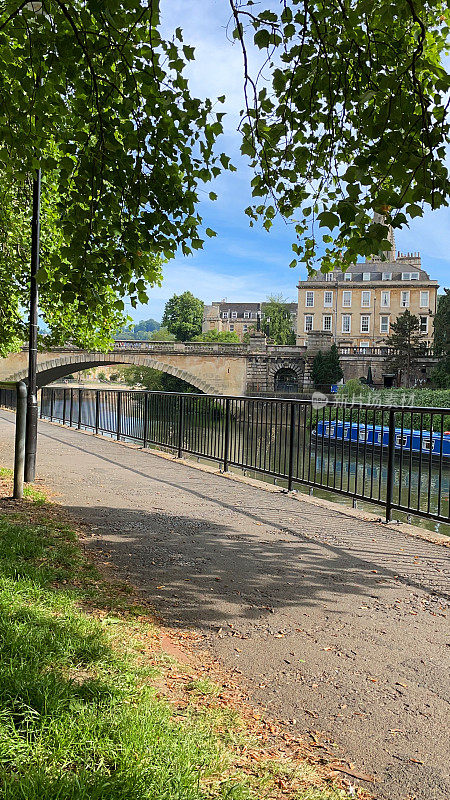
<box><xmin>242</xmin><ymin>324</ymin><xmax>247</xmax><ymax>332</ymax></box>
<box><xmin>420</xmin><ymin>291</ymin><xmax>429</xmax><ymax>308</ymax></box>
<box><xmin>363</xmin><ymin>272</ymin><xmax>371</xmax><ymax>281</ymax></box>
<box><xmin>325</xmin><ymin>272</ymin><xmax>334</xmax><ymax>282</ymax></box>
<box><xmin>380</xmin><ymin>315</ymin><xmax>389</xmax><ymax>334</ymax></box>
<box><xmin>402</xmin><ymin>272</ymin><xmax>419</xmax><ymax>281</ymax></box>
<box><xmin>231</xmin><ymin>311</ymin><xmax>237</xmax><ymax>319</ymax></box>
<box><xmin>361</xmin><ymin>290</ymin><xmax>371</xmax><ymax>307</ymax></box>
<box><xmin>342</xmin><ymin>290</ymin><xmax>352</xmax><ymax>307</ymax></box>
<box><xmin>323</xmin><ymin>315</ymin><xmax>332</xmax><ymax>331</ymax></box>
<box><xmin>243</xmin><ymin>311</ymin><xmax>250</xmax><ymax>319</ymax></box>
<box><xmin>324</xmin><ymin>290</ymin><xmax>333</xmax><ymax>307</ymax></box>
<box><xmin>420</xmin><ymin>316</ymin><xmax>428</xmax><ymax>333</ymax></box>
<box><xmin>304</xmin><ymin>315</ymin><xmax>313</xmax><ymax>332</ymax></box>
<box><xmin>342</xmin><ymin>315</ymin><xmax>351</xmax><ymax>333</ymax></box>
<box><xmin>381</xmin><ymin>290</ymin><xmax>390</xmax><ymax>307</ymax></box>
<box><xmin>360</xmin><ymin>315</ymin><xmax>370</xmax><ymax>333</ymax></box>
<box><xmin>306</xmin><ymin>291</ymin><xmax>314</xmax><ymax>307</ymax></box>
<box><xmin>382</xmin><ymin>272</ymin><xmax>392</xmax><ymax>280</ymax></box>
<box><xmin>401</xmin><ymin>291</ymin><xmax>410</xmax><ymax>307</ymax></box>
<box><xmin>222</xmin><ymin>312</ymin><xmax>228</xmax><ymax>319</ymax></box>
<box><xmin>359</xmin><ymin>340</ymin><xmax>370</xmax><ymax>348</ymax></box>
<box><xmin>343</xmin><ymin>272</ymin><xmax>352</xmax><ymax>281</ymax></box>
<box><xmin>229</xmin><ymin>324</ymin><xmax>234</xmax><ymax>331</ymax></box>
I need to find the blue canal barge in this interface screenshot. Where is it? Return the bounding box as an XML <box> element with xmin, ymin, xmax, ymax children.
<box><xmin>312</xmin><ymin>420</ymin><xmax>450</xmax><ymax>459</ymax></box>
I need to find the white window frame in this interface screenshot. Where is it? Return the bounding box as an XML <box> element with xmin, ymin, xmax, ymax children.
<box><xmin>361</xmin><ymin>290</ymin><xmax>371</xmax><ymax>307</ymax></box>
<box><xmin>229</xmin><ymin>323</ymin><xmax>234</xmax><ymax>331</ymax></box>
<box><xmin>343</xmin><ymin>272</ymin><xmax>352</xmax><ymax>281</ymax></box>
<box><xmin>222</xmin><ymin>311</ymin><xmax>228</xmax><ymax>319</ymax></box>
<box><xmin>306</xmin><ymin>291</ymin><xmax>314</xmax><ymax>307</ymax></box>
<box><xmin>420</xmin><ymin>291</ymin><xmax>429</xmax><ymax>308</ymax></box>
<box><xmin>411</xmin><ymin>272</ymin><xmax>419</xmax><ymax>280</ymax></box>
<box><xmin>243</xmin><ymin>311</ymin><xmax>250</xmax><ymax>319</ymax></box>
<box><xmin>419</xmin><ymin>315</ymin><xmax>428</xmax><ymax>333</ymax></box>
<box><xmin>362</xmin><ymin>272</ymin><xmax>371</xmax><ymax>281</ymax></box>
<box><xmin>382</xmin><ymin>272</ymin><xmax>392</xmax><ymax>281</ymax></box>
<box><xmin>360</xmin><ymin>315</ymin><xmax>370</xmax><ymax>333</ymax></box>
<box><xmin>342</xmin><ymin>290</ymin><xmax>352</xmax><ymax>307</ymax></box>
<box><xmin>381</xmin><ymin>290</ymin><xmax>390</xmax><ymax>308</ymax></box>
<box><xmin>342</xmin><ymin>314</ymin><xmax>351</xmax><ymax>333</ymax></box>
<box><xmin>242</xmin><ymin>324</ymin><xmax>248</xmax><ymax>332</ymax></box>
<box><xmin>324</xmin><ymin>290</ymin><xmax>333</xmax><ymax>307</ymax></box>
<box><xmin>304</xmin><ymin>314</ymin><xmax>313</xmax><ymax>332</ymax></box>
<box><xmin>231</xmin><ymin>311</ymin><xmax>237</xmax><ymax>319</ymax></box>
<box><xmin>380</xmin><ymin>315</ymin><xmax>389</xmax><ymax>334</ymax></box>
<box><xmin>323</xmin><ymin>315</ymin><xmax>332</xmax><ymax>332</ymax></box>
<box><xmin>401</xmin><ymin>290</ymin><xmax>410</xmax><ymax>308</ymax></box>
<box><xmin>359</xmin><ymin>340</ymin><xmax>370</xmax><ymax>348</ymax></box>
<box><xmin>325</xmin><ymin>272</ymin><xmax>334</xmax><ymax>282</ymax></box>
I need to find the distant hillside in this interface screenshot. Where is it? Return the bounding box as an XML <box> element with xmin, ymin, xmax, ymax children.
<box><xmin>115</xmin><ymin>318</ymin><xmax>161</xmax><ymax>340</ymax></box>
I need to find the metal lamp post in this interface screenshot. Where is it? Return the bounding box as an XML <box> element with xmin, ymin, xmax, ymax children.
<box><xmin>24</xmin><ymin>1</ymin><xmax>43</xmax><ymax>483</ymax></box>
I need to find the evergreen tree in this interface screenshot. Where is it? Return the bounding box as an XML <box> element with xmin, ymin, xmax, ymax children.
<box><xmin>324</xmin><ymin>344</ymin><xmax>343</xmax><ymax>385</ymax></box>
<box><xmin>161</xmin><ymin>293</ymin><xmax>204</xmax><ymax>342</ymax></box>
<box><xmin>385</xmin><ymin>310</ymin><xmax>428</xmax><ymax>388</ymax></box>
<box><xmin>311</xmin><ymin>351</ymin><xmax>326</xmax><ymax>389</ymax></box>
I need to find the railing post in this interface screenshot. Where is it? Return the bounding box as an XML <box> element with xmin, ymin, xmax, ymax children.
<box><xmin>69</xmin><ymin>388</ymin><xmax>73</xmax><ymax>427</ymax></box>
<box><xmin>13</xmin><ymin>381</ymin><xmax>27</xmax><ymax>500</ymax></box>
<box><xmin>95</xmin><ymin>390</ymin><xmax>100</xmax><ymax>435</ymax></box>
<box><xmin>385</xmin><ymin>407</ymin><xmax>396</xmax><ymax>522</ymax></box>
<box><xmin>62</xmin><ymin>388</ymin><xmax>66</xmax><ymax>425</ymax></box>
<box><xmin>40</xmin><ymin>389</ymin><xmax>43</xmax><ymax>418</ymax></box>
<box><xmin>177</xmin><ymin>394</ymin><xmax>185</xmax><ymax>458</ymax></box>
<box><xmin>50</xmin><ymin>388</ymin><xmax>54</xmax><ymax>421</ymax></box>
<box><xmin>78</xmin><ymin>389</ymin><xmax>82</xmax><ymax>429</ymax></box>
<box><xmin>223</xmin><ymin>398</ymin><xmax>230</xmax><ymax>472</ymax></box>
<box><xmin>143</xmin><ymin>392</ymin><xmax>149</xmax><ymax>448</ymax></box>
<box><xmin>287</xmin><ymin>401</ymin><xmax>295</xmax><ymax>491</ymax></box>
<box><xmin>116</xmin><ymin>392</ymin><xmax>122</xmax><ymax>440</ymax></box>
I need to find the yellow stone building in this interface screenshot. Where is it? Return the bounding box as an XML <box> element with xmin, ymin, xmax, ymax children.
<box><xmin>297</xmin><ymin>231</ymin><xmax>438</xmax><ymax>350</ymax></box>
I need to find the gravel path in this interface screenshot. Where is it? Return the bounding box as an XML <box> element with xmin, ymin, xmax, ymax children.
<box><xmin>0</xmin><ymin>412</ymin><xmax>449</xmax><ymax>800</ymax></box>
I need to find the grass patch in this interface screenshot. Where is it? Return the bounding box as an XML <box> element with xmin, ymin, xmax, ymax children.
<box><xmin>0</xmin><ymin>481</ymin><xmax>360</xmax><ymax>800</ymax></box>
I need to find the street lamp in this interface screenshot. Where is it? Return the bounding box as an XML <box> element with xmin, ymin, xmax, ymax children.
<box><xmin>24</xmin><ymin>1</ymin><xmax>43</xmax><ymax>482</ymax></box>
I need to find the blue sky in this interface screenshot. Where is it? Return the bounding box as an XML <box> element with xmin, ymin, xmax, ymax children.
<box><xmin>128</xmin><ymin>0</ymin><xmax>450</xmax><ymax>324</ymax></box>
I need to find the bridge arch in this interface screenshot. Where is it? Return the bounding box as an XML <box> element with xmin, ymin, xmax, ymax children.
<box><xmin>7</xmin><ymin>353</ymin><xmax>220</xmax><ymax>395</ymax></box>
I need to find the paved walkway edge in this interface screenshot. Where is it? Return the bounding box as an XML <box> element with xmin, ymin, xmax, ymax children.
<box><xmin>39</xmin><ymin>416</ymin><xmax>449</xmax><ymax>549</ymax></box>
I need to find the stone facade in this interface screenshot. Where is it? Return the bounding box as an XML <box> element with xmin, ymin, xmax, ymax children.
<box><xmin>297</xmin><ymin>228</ymin><xmax>438</xmax><ymax>349</ymax></box>
<box><xmin>203</xmin><ymin>300</ymin><xmax>297</xmax><ymax>342</ymax></box>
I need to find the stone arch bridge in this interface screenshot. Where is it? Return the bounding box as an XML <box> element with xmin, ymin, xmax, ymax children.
<box><xmin>0</xmin><ymin>339</ymin><xmax>307</xmax><ymax>396</ymax></box>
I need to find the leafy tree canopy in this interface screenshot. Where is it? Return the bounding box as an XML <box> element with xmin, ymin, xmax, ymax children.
<box><xmin>0</xmin><ymin>1</ymin><xmax>228</xmax><ymax>352</ymax></box>
<box><xmin>432</xmin><ymin>289</ymin><xmax>450</xmax><ymax>386</ymax></box>
<box><xmin>162</xmin><ymin>292</ymin><xmax>204</xmax><ymax>341</ymax></box>
<box><xmin>230</xmin><ymin>0</ymin><xmax>450</xmax><ymax>270</ymax></box>
<box><xmin>262</xmin><ymin>294</ymin><xmax>296</xmax><ymax>344</ymax></box>
<box><xmin>0</xmin><ymin>166</ymin><xmax>126</xmax><ymax>355</ymax></box>
<box><xmin>193</xmin><ymin>328</ymin><xmax>240</xmax><ymax>342</ymax></box>
<box><xmin>119</xmin><ymin>365</ymin><xmax>198</xmax><ymax>393</ymax></box>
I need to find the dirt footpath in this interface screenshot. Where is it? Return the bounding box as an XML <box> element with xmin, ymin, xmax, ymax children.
<box><xmin>0</xmin><ymin>412</ymin><xmax>449</xmax><ymax>800</ymax></box>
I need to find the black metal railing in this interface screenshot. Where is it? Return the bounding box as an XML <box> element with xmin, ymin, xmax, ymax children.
<box><xmin>40</xmin><ymin>387</ymin><xmax>450</xmax><ymax>526</ymax></box>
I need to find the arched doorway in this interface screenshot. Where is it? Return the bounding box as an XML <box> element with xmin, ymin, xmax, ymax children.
<box><xmin>274</xmin><ymin>367</ymin><xmax>299</xmax><ymax>393</ymax></box>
